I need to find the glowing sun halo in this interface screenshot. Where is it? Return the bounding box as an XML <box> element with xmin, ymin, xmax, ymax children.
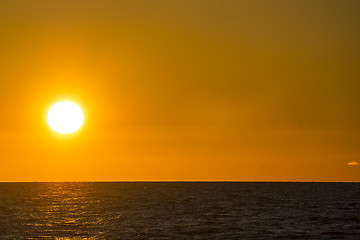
<box><xmin>47</xmin><ymin>101</ymin><xmax>84</xmax><ymax>134</ymax></box>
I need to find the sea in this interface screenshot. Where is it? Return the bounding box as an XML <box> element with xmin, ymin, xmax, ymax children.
<box><xmin>0</xmin><ymin>182</ymin><xmax>359</xmax><ymax>239</ymax></box>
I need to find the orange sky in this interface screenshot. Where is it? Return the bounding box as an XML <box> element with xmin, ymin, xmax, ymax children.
<box><xmin>0</xmin><ymin>0</ymin><xmax>359</xmax><ymax>181</ymax></box>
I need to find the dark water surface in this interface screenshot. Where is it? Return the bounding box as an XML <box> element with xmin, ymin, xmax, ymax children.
<box><xmin>0</xmin><ymin>182</ymin><xmax>359</xmax><ymax>239</ymax></box>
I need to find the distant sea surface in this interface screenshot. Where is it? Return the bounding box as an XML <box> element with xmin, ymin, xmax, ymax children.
<box><xmin>0</xmin><ymin>182</ymin><xmax>359</xmax><ymax>239</ymax></box>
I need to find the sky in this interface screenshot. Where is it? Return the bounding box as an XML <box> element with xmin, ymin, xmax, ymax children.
<box><xmin>0</xmin><ymin>0</ymin><xmax>359</xmax><ymax>182</ymax></box>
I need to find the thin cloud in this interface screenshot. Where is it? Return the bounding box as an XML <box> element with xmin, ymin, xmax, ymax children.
<box><xmin>347</xmin><ymin>161</ymin><xmax>359</xmax><ymax>166</ymax></box>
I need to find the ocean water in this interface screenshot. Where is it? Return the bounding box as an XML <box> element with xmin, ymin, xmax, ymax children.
<box><xmin>0</xmin><ymin>182</ymin><xmax>359</xmax><ymax>239</ymax></box>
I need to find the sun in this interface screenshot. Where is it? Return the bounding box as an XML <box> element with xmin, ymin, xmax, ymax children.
<box><xmin>47</xmin><ymin>101</ymin><xmax>84</xmax><ymax>134</ymax></box>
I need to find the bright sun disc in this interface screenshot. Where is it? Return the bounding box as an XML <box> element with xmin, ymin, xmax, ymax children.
<box><xmin>47</xmin><ymin>101</ymin><xmax>84</xmax><ymax>134</ymax></box>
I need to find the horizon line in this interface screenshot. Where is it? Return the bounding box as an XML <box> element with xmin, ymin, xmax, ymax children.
<box><xmin>0</xmin><ymin>180</ymin><xmax>359</xmax><ymax>183</ymax></box>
